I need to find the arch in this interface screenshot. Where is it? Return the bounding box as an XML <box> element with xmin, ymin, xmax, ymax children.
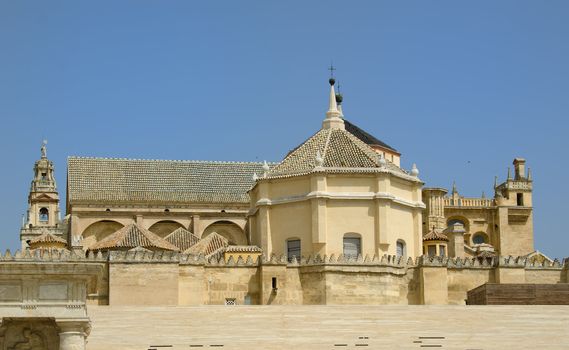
<box><xmin>39</xmin><ymin>207</ymin><xmax>49</xmax><ymax>222</ymax></box>
<box><xmin>472</xmin><ymin>232</ymin><xmax>489</xmax><ymax>245</ymax></box>
<box><xmin>148</xmin><ymin>220</ymin><xmax>184</xmax><ymax>238</ymax></box>
<box><xmin>343</xmin><ymin>232</ymin><xmax>362</xmax><ymax>258</ymax></box>
<box><xmin>396</xmin><ymin>239</ymin><xmax>406</xmax><ymax>257</ymax></box>
<box><xmin>202</xmin><ymin>220</ymin><xmax>247</xmax><ymax>245</ymax></box>
<box><xmin>81</xmin><ymin>220</ymin><xmax>124</xmax><ymax>250</ymax></box>
<box><xmin>447</xmin><ymin>216</ymin><xmax>470</xmax><ymax>232</ymax></box>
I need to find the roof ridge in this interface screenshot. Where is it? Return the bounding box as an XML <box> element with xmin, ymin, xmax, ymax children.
<box><xmin>67</xmin><ymin>156</ymin><xmax>277</xmax><ymax>165</ymax></box>
<box><xmin>321</xmin><ymin>128</ymin><xmax>333</xmax><ymax>161</ymax></box>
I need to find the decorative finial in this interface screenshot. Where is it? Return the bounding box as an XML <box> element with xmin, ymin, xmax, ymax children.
<box><xmin>494</xmin><ymin>176</ymin><xmax>498</xmax><ymax>189</ymax></box>
<box><xmin>41</xmin><ymin>139</ymin><xmax>48</xmax><ymax>159</ymax></box>
<box><xmin>315</xmin><ymin>151</ymin><xmax>324</xmax><ymax>167</ymax></box>
<box><xmin>328</xmin><ymin>63</ymin><xmax>336</xmax><ymax>79</ymax></box>
<box><xmin>252</xmin><ymin>172</ymin><xmax>259</xmax><ymax>181</ymax></box>
<box><xmin>481</xmin><ymin>191</ymin><xmax>486</xmax><ymax>199</ymax></box>
<box><xmin>262</xmin><ymin>161</ymin><xmax>270</xmax><ymax>178</ymax></box>
<box><xmin>410</xmin><ymin>163</ymin><xmax>419</xmax><ymax>177</ymax></box>
<box><xmin>335</xmin><ymin>81</ymin><xmax>344</xmax><ymax>117</ymax></box>
<box><xmin>507</xmin><ymin>167</ymin><xmax>512</xmax><ymax>180</ymax></box>
<box><xmin>452</xmin><ymin>181</ymin><xmax>457</xmax><ymax>195</ymax></box>
<box><xmin>527</xmin><ymin>167</ymin><xmax>532</xmax><ymax>181</ymax></box>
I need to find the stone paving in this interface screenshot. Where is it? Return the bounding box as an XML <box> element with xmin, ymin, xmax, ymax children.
<box><xmin>87</xmin><ymin>305</ymin><xmax>569</xmax><ymax>349</ymax></box>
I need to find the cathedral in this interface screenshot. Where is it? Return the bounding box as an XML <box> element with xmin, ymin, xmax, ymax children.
<box><xmin>20</xmin><ymin>78</ymin><xmax>536</xmax><ymax>261</ymax></box>
<box><xmin>1</xmin><ymin>78</ymin><xmax>565</xmax><ymax>349</ymax></box>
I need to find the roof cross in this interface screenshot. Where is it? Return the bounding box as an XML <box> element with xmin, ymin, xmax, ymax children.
<box><xmin>328</xmin><ymin>63</ymin><xmax>336</xmax><ymax>78</ymax></box>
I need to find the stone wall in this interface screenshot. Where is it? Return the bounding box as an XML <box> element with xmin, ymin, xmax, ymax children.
<box><xmin>1</xmin><ymin>250</ymin><xmax>568</xmax><ymax>307</ymax></box>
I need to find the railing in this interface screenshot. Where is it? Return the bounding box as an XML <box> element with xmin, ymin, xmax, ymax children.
<box><xmin>443</xmin><ymin>197</ymin><xmax>494</xmax><ymax>207</ymax></box>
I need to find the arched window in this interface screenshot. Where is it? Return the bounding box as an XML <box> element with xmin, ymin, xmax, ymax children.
<box><xmin>343</xmin><ymin>233</ymin><xmax>361</xmax><ymax>258</ymax></box>
<box><xmin>286</xmin><ymin>239</ymin><xmax>301</xmax><ymax>262</ymax></box>
<box><xmin>472</xmin><ymin>233</ymin><xmax>487</xmax><ymax>245</ymax></box>
<box><xmin>396</xmin><ymin>240</ymin><xmax>406</xmax><ymax>257</ymax></box>
<box><xmin>39</xmin><ymin>208</ymin><xmax>49</xmax><ymax>222</ymax></box>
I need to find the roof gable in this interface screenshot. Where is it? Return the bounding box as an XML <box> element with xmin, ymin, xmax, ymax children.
<box><xmin>89</xmin><ymin>223</ymin><xmax>180</xmax><ymax>252</ymax></box>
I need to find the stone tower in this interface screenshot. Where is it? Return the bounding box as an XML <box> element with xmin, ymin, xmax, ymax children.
<box><xmin>19</xmin><ymin>141</ymin><xmax>64</xmax><ymax>250</ymax></box>
<box><xmin>493</xmin><ymin>158</ymin><xmax>534</xmax><ymax>256</ymax></box>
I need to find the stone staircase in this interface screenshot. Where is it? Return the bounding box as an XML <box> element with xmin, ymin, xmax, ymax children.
<box><xmin>86</xmin><ymin>305</ymin><xmax>569</xmax><ymax>349</ymax></box>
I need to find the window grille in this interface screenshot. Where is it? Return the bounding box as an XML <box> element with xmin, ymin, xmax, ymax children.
<box><xmin>287</xmin><ymin>239</ymin><xmax>301</xmax><ymax>262</ymax></box>
<box><xmin>343</xmin><ymin>237</ymin><xmax>361</xmax><ymax>258</ymax></box>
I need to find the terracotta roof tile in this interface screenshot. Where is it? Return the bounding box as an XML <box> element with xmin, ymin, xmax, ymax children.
<box><xmin>68</xmin><ymin>157</ymin><xmax>273</xmax><ymax>205</ymax></box>
<box><xmin>267</xmin><ymin>128</ymin><xmax>406</xmax><ymax>178</ymax></box>
<box><xmin>89</xmin><ymin>223</ymin><xmax>180</xmax><ymax>251</ymax></box>
<box><xmin>164</xmin><ymin>227</ymin><xmax>200</xmax><ymax>251</ymax></box>
<box><xmin>423</xmin><ymin>228</ymin><xmax>449</xmax><ymax>242</ymax></box>
<box><xmin>29</xmin><ymin>232</ymin><xmax>67</xmax><ymax>245</ymax></box>
<box><xmin>184</xmin><ymin>232</ymin><xmax>228</xmax><ymax>258</ymax></box>
<box><xmin>225</xmin><ymin>245</ymin><xmax>262</xmax><ymax>253</ymax></box>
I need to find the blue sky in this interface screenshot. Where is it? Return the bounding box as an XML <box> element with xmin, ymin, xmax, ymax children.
<box><xmin>0</xmin><ymin>1</ymin><xmax>567</xmax><ymax>257</ymax></box>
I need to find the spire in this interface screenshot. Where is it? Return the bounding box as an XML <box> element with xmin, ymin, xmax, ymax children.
<box><xmin>322</xmin><ymin>68</ymin><xmax>345</xmax><ymax>130</ymax></box>
<box><xmin>326</xmin><ymin>79</ymin><xmax>340</xmax><ymax>117</ymax></box>
<box><xmin>494</xmin><ymin>176</ymin><xmax>498</xmax><ymax>189</ymax></box>
<box><xmin>507</xmin><ymin>167</ymin><xmax>512</xmax><ymax>180</ymax></box>
<box><xmin>452</xmin><ymin>181</ymin><xmax>457</xmax><ymax>195</ymax></box>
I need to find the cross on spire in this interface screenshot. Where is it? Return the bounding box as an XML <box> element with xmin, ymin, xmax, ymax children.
<box><xmin>328</xmin><ymin>63</ymin><xmax>336</xmax><ymax>78</ymax></box>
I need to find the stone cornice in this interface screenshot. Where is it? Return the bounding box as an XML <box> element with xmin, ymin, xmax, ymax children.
<box><xmin>255</xmin><ymin>191</ymin><xmax>426</xmax><ymax>209</ymax></box>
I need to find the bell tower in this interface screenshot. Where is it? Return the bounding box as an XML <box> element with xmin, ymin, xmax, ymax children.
<box><xmin>493</xmin><ymin>158</ymin><xmax>534</xmax><ymax>256</ymax></box>
<box><xmin>20</xmin><ymin>141</ymin><xmax>64</xmax><ymax>249</ymax></box>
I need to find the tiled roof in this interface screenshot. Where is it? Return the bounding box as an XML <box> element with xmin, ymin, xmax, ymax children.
<box><xmin>29</xmin><ymin>232</ymin><xmax>67</xmax><ymax>245</ymax></box>
<box><xmin>67</xmin><ymin>157</ymin><xmax>272</xmax><ymax>205</ymax></box>
<box><xmin>184</xmin><ymin>232</ymin><xmax>228</xmax><ymax>258</ymax></box>
<box><xmin>423</xmin><ymin>229</ymin><xmax>449</xmax><ymax>242</ymax></box>
<box><xmin>344</xmin><ymin>119</ymin><xmax>398</xmax><ymax>153</ymax></box>
<box><xmin>89</xmin><ymin>223</ymin><xmax>180</xmax><ymax>252</ymax></box>
<box><xmin>164</xmin><ymin>228</ymin><xmax>200</xmax><ymax>252</ymax></box>
<box><xmin>267</xmin><ymin>128</ymin><xmax>407</xmax><ymax>178</ymax></box>
<box><xmin>225</xmin><ymin>245</ymin><xmax>262</xmax><ymax>253</ymax></box>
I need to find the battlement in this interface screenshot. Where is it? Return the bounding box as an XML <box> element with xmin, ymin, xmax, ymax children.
<box><xmin>1</xmin><ymin>250</ymin><xmax>565</xmax><ymax>270</ymax></box>
<box><xmin>0</xmin><ymin>248</ymin><xmax>106</xmax><ymax>262</ymax></box>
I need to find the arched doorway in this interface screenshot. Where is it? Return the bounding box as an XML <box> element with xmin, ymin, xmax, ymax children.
<box><xmin>148</xmin><ymin>220</ymin><xmax>184</xmax><ymax>238</ymax></box>
<box><xmin>202</xmin><ymin>221</ymin><xmax>247</xmax><ymax>245</ymax></box>
<box><xmin>81</xmin><ymin>220</ymin><xmax>124</xmax><ymax>249</ymax></box>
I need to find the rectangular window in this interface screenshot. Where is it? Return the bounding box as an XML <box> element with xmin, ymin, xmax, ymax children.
<box><xmin>517</xmin><ymin>193</ymin><xmax>524</xmax><ymax>206</ymax></box>
<box><xmin>343</xmin><ymin>237</ymin><xmax>361</xmax><ymax>258</ymax></box>
<box><xmin>439</xmin><ymin>245</ymin><xmax>446</xmax><ymax>257</ymax></box>
<box><xmin>287</xmin><ymin>239</ymin><xmax>301</xmax><ymax>262</ymax></box>
<box><xmin>427</xmin><ymin>245</ymin><xmax>437</xmax><ymax>257</ymax></box>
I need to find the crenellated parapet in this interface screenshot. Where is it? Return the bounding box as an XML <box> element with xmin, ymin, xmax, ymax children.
<box><xmin>1</xmin><ymin>249</ymin><xmax>566</xmax><ymax>270</ymax></box>
<box><xmin>0</xmin><ymin>249</ymin><xmax>106</xmax><ymax>262</ymax></box>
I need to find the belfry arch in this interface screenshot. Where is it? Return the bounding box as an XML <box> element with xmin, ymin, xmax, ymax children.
<box><xmin>202</xmin><ymin>220</ymin><xmax>247</xmax><ymax>245</ymax></box>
